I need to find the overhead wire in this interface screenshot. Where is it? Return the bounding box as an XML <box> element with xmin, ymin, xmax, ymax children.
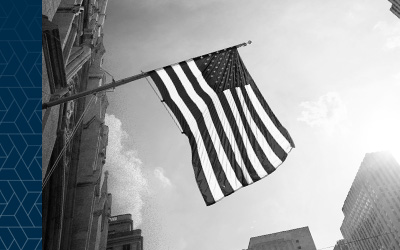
<box><xmin>141</xmin><ymin>70</ymin><xmax>183</xmax><ymax>134</ymax></box>
<box><xmin>42</xmin><ymin>94</ymin><xmax>97</xmax><ymax>190</ymax></box>
<box><xmin>316</xmin><ymin>231</ymin><xmax>397</xmax><ymax>250</ymax></box>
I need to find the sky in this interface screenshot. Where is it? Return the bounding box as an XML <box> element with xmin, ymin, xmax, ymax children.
<box><xmin>100</xmin><ymin>1</ymin><xmax>400</xmax><ymax>249</ymax></box>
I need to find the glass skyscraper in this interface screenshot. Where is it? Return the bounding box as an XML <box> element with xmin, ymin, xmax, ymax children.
<box><xmin>340</xmin><ymin>152</ymin><xmax>400</xmax><ymax>250</ymax></box>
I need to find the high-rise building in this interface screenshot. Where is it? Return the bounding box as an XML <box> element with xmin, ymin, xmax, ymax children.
<box><xmin>333</xmin><ymin>239</ymin><xmax>349</xmax><ymax>250</ymax></box>
<box><xmin>247</xmin><ymin>226</ymin><xmax>317</xmax><ymax>250</ymax></box>
<box><xmin>388</xmin><ymin>0</ymin><xmax>400</xmax><ymax>18</ymax></box>
<box><xmin>107</xmin><ymin>214</ymin><xmax>144</xmax><ymax>250</ymax></box>
<box><xmin>340</xmin><ymin>151</ymin><xmax>400</xmax><ymax>250</ymax></box>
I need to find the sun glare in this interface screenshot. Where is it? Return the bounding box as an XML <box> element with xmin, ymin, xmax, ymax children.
<box><xmin>361</xmin><ymin>117</ymin><xmax>400</xmax><ymax>164</ymax></box>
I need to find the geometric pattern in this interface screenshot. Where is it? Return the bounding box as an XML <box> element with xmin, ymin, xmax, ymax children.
<box><xmin>0</xmin><ymin>0</ymin><xmax>42</xmax><ymax>248</ymax></box>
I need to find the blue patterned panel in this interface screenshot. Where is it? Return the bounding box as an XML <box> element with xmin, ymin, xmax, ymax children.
<box><xmin>0</xmin><ymin>0</ymin><xmax>42</xmax><ymax>249</ymax></box>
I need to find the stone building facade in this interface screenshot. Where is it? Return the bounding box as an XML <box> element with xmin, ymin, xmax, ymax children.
<box><xmin>247</xmin><ymin>226</ymin><xmax>317</xmax><ymax>250</ymax></box>
<box><xmin>340</xmin><ymin>152</ymin><xmax>400</xmax><ymax>250</ymax></box>
<box><xmin>42</xmin><ymin>0</ymin><xmax>112</xmax><ymax>249</ymax></box>
<box><xmin>107</xmin><ymin>214</ymin><xmax>144</xmax><ymax>250</ymax></box>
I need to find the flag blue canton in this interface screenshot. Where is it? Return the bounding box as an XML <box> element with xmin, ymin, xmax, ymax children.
<box><xmin>197</xmin><ymin>49</ymin><xmax>249</xmax><ymax>92</ymax></box>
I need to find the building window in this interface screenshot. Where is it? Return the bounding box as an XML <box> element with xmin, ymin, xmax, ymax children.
<box><xmin>123</xmin><ymin>244</ymin><xmax>131</xmax><ymax>250</ymax></box>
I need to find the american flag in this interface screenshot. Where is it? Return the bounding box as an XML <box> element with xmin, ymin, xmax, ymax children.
<box><xmin>149</xmin><ymin>48</ymin><xmax>295</xmax><ymax>206</ymax></box>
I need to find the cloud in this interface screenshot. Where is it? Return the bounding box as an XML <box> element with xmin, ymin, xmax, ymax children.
<box><xmin>344</xmin><ymin>2</ymin><xmax>368</xmax><ymax>26</ymax></box>
<box><xmin>176</xmin><ymin>238</ymin><xmax>188</xmax><ymax>250</ymax></box>
<box><xmin>104</xmin><ymin>114</ymin><xmax>148</xmax><ymax>227</ymax></box>
<box><xmin>373</xmin><ymin>21</ymin><xmax>400</xmax><ymax>50</ymax></box>
<box><xmin>298</xmin><ymin>92</ymin><xmax>347</xmax><ymax>134</ymax></box>
<box><xmin>154</xmin><ymin>167</ymin><xmax>172</xmax><ymax>187</ymax></box>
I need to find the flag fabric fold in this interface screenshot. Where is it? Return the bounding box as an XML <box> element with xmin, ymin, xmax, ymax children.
<box><xmin>149</xmin><ymin>48</ymin><xmax>295</xmax><ymax>206</ymax></box>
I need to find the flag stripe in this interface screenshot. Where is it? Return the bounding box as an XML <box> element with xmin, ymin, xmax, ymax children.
<box><xmin>228</xmin><ymin>89</ymin><xmax>276</xmax><ymax>174</ymax></box>
<box><xmin>236</xmin><ymin>87</ymin><xmax>283</xmax><ymax>167</ymax></box>
<box><xmin>183</xmin><ymin>61</ymin><xmax>253</xmax><ymax>185</ymax></box>
<box><xmin>160</xmin><ymin>67</ymin><xmax>234</xmax><ymax>197</ymax></box>
<box><xmin>234</xmin><ymin>51</ymin><xmax>294</xmax><ymax>148</ymax></box>
<box><xmin>239</xmin><ymin>86</ymin><xmax>288</xmax><ymax>162</ymax></box>
<box><xmin>248</xmin><ymin>81</ymin><xmax>295</xmax><ymax>148</ymax></box>
<box><xmin>149</xmin><ymin>71</ymin><xmax>189</xmax><ymax>133</ymax></box>
<box><xmin>150</xmin><ymin>70</ymin><xmax>219</xmax><ymax>205</ymax></box>
<box><xmin>216</xmin><ymin>92</ymin><xmax>263</xmax><ymax>182</ymax></box>
<box><xmin>223</xmin><ymin>90</ymin><xmax>270</xmax><ymax>177</ymax></box>
<box><xmin>170</xmin><ymin>64</ymin><xmax>245</xmax><ymax>190</ymax></box>
<box><xmin>244</xmin><ymin>85</ymin><xmax>292</xmax><ymax>154</ymax></box>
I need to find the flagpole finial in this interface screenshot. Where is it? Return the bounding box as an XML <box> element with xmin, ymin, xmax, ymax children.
<box><xmin>238</xmin><ymin>41</ymin><xmax>252</xmax><ymax>48</ymax></box>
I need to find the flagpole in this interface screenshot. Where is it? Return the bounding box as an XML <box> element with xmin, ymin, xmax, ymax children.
<box><xmin>42</xmin><ymin>41</ymin><xmax>252</xmax><ymax>109</ymax></box>
<box><xmin>42</xmin><ymin>72</ymin><xmax>150</xmax><ymax>109</ymax></box>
